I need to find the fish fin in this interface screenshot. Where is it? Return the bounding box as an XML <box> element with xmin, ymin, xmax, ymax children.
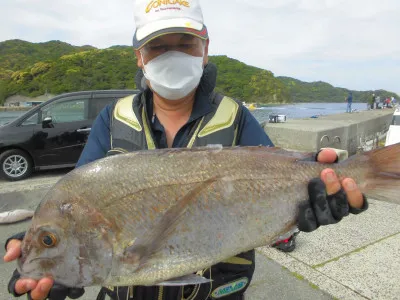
<box><xmin>248</xmin><ymin>146</ymin><xmax>316</xmax><ymax>160</ymax></box>
<box><xmin>358</xmin><ymin>143</ymin><xmax>400</xmax><ymax>204</ymax></box>
<box><xmin>156</xmin><ymin>274</ymin><xmax>212</xmax><ymax>286</ymax></box>
<box><xmin>124</xmin><ymin>178</ymin><xmax>217</xmax><ymax>265</ymax></box>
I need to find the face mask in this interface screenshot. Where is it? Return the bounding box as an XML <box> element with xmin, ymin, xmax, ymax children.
<box><xmin>141</xmin><ymin>51</ymin><xmax>204</xmax><ymax>100</ymax></box>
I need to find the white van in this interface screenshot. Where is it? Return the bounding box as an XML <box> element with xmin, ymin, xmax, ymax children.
<box><xmin>385</xmin><ymin>108</ymin><xmax>400</xmax><ymax>146</ymax></box>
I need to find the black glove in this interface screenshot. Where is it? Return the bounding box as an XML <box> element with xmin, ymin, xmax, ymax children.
<box><xmin>44</xmin><ymin>284</ymin><xmax>85</xmax><ymax>300</ymax></box>
<box><xmin>298</xmin><ymin>178</ymin><xmax>369</xmax><ymax>232</ymax></box>
<box><xmin>297</xmin><ymin>148</ymin><xmax>369</xmax><ymax>232</ymax></box>
<box><xmin>5</xmin><ymin>231</ymin><xmax>26</xmax><ymax>250</ymax></box>
<box><xmin>8</xmin><ymin>269</ymin><xmax>85</xmax><ymax>299</ymax></box>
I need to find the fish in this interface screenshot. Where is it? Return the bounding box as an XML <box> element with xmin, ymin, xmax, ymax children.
<box><xmin>0</xmin><ymin>209</ymin><xmax>34</xmax><ymax>224</ymax></box>
<box><xmin>17</xmin><ymin>143</ymin><xmax>400</xmax><ymax>288</ymax></box>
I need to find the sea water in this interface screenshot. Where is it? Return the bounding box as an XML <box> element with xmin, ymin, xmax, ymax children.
<box><xmin>0</xmin><ymin>102</ymin><xmax>368</xmax><ymax>126</ymax></box>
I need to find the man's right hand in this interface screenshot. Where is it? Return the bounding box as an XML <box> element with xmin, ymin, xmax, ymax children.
<box><xmin>4</xmin><ymin>239</ymin><xmax>84</xmax><ymax>300</ymax></box>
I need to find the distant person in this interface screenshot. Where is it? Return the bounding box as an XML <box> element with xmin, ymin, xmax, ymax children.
<box><xmin>375</xmin><ymin>95</ymin><xmax>381</xmax><ymax>109</ymax></box>
<box><xmin>346</xmin><ymin>92</ymin><xmax>353</xmax><ymax>113</ymax></box>
<box><xmin>369</xmin><ymin>93</ymin><xmax>375</xmax><ymax>110</ymax></box>
<box><xmin>392</xmin><ymin>96</ymin><xmax>397</xmax><ymax>106</ymax></box>
<box><xmin>384</xmin><ymin>97</ymin><xmax>392</xmax><ymax>108</ymax></box>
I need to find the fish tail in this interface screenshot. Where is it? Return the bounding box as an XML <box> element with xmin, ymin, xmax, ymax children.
<box><xmin>359</xmin><ymin>142</ymin><xmax>400</xmax><ymax>204</ymax></box>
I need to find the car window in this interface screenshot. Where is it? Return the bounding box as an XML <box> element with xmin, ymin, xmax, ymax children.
<box><xmin>21</xmin><ymin>112</ymin><xmax>39</xmax><ymax>126</ymax></box>
<box><xmin>89</xmin><ymin>97</ymin><xmax>118</xmax><ymax>119</ymax></box>
<box><xmin>41</xmin><ymin>98</ymin><xmax>89</xmax><ymax>123</ymax></box>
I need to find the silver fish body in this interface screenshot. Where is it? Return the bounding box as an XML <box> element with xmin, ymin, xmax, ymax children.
<box><xmin>18</xmin><ymin>145</ymin><xmax>400</xmax><ymax>287</ymax></box>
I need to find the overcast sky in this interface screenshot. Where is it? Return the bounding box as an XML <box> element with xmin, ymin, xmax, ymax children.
<box><xmin>1</xmin><ymin>0</ymin><xmax>399</xmax><ymax>94</ymax></box>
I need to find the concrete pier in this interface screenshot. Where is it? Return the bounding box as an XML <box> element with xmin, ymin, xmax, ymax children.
<box><xmin>0</xmin><ymin>106</ymin><xmax>30</xmax><ymax>112</ymax></box>
<box><xmin>262</xmin><ymin>109</ymin><xmax>394</xmax><ymax>154</ymax></box>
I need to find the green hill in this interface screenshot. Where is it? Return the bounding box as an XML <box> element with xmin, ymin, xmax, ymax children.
<box><xmin>0</xmin><ymin>40</ymin><xmax>291</xmax><ymax>105</ymax></box>
<box><xmin>209</xmin><ymin>56</ymin><xmax>290</xmax><ymax>104</ymax></box>
<box><xmin>0</xmin><ymin>39</ymin><xmax>94</xmax><ymax>71</ymax></box>
<box><xmin>278</xmin><ymin>76</ymin><xmax>397</xmax><ymax>103</ymax></box>
<box><xmin>0</xmin><ymin>40</ymin><xmax>397</xmax><ymax>105</ymax></box>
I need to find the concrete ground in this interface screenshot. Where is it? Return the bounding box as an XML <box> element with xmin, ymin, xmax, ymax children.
<box><xmin>253</xmin><ymin>198</ymin><xmax>400</xmax><ymax>300</ymax></box>
<box><xmin>0</xmin><ymin>171</ymin><xmax>399</xmax><ymax>300</ymax></box>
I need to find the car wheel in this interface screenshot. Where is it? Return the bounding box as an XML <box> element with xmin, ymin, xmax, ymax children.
<box><xmin>0</xmin><ymin>149</ymin><xmax>33</xmax><ymax>181</ymax></box>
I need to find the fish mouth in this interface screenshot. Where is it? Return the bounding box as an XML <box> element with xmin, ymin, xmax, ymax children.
<box><xmin>17</xmin><ymin>256</ymin><xmax>28</xmax><ymax>274</ymax></box>
<box><xmin>18</xmin><ymin>257</ymin><xmax>79</xmax><ymax>287</ymax></box>
<box><xmin>17</xmin><ymin>257</ymin><xmax>48</xmax><ymax>279</ymax></box>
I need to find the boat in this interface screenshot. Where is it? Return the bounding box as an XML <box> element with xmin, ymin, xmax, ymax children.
<box><xmin>242</xmin><ymin>102</ymin><xmax>257</xmax><ymax>111</ymax></box>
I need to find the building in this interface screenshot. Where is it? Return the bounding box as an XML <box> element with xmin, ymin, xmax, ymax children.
<box><xmin>4</xmin><ymin>94</ymin><xmax>55</xmax><ymax>107</ymax></box>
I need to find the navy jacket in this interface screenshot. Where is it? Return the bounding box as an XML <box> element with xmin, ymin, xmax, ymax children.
<box><xmin>76</xmin><ymin>98</ymin><xmax>274</xmax><ymax>167</ymax></box>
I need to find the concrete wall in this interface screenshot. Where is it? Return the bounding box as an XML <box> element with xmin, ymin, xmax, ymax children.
<box><xmin>262</xmin><ymin>110</ymin><xmax>394</xmax><ymax>154</ymax></box>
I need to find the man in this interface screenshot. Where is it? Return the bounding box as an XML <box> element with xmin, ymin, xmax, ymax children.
<box><xmin>346</xmin><ymin>92</ymin><xmax>353</xmax><ymax>113</ymax></box>
<box><xmin>4</xmin><ymin>0</ymin><xmax>367</xmax><ymax>299</ymax></box>
<box><xmin>370</xmin><ymin>93</ymin><xmax>375</xmax><ymax>110</ymax></box>
<box><xmin>375</xmin><ymin>95</ymin><xmax>381</xmax><ymax>109</ymax></box>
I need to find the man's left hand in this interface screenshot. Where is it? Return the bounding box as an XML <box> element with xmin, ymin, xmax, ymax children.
<box><xmin>298</xmin><ymin>148</ymin><xmax>367</xmax><ymax>232</ymax></box>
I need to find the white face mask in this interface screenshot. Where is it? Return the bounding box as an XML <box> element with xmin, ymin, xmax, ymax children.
<box><xmin>141</xmin><ymin>51</ymin><xmax>204</xmax><ymax>100</ymax></box>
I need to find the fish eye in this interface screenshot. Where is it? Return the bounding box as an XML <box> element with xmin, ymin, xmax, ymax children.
<box><xmin>39</xmin><ymin>232</ymin><xmax>58</xmax><ymax>248</ymax></box>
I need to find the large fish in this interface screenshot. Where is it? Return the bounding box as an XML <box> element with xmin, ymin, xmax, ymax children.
<box><xmin>17</xmin><ymin>144</ymin><xmax>400</xmax><ymax>288</ymax></box>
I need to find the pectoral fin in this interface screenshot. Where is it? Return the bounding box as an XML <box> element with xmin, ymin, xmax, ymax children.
<box><xmin>123</xmin><ymin>178</ymin><xmax>217</xmax><ymax>267</ymax></box>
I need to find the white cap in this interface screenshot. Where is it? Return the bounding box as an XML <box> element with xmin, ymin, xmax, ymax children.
<box><xmin>133</xmin><ymin>0</ymin><xmax>208</xmax><ymax>49</ymax></box>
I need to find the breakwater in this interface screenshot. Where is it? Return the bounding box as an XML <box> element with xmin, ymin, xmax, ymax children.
<box><xmin>0</xmin><ymin>106</ymin><xmax>31</xmax><ymax>112</ymax></box>
<box><xmin>262</xmin><ymin>109</ymin><xmax>394</xmax><ymax>154</ymax></box>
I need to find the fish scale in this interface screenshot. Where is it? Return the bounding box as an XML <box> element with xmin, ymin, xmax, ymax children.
<box><xmin>18</xmin><ymin>145</ymin><xmax>400</xmax><ymax>287</ymax></box>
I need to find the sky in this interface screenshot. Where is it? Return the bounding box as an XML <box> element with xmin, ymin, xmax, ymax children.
<box><xmin>1</xmin><ymin>0</ymin><xmax>399</xmax><ymax>94</ymax></box>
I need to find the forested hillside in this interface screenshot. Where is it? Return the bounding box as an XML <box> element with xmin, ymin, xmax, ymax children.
<box><xmin>278</xmin><ymin>77</ymin><xmax>396</xmax><ymax>103</ymax></box>
<box><xmin>0</xmin><ymin>40</ymin><xmax>397</xmax><ymax>105</ymax></box>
